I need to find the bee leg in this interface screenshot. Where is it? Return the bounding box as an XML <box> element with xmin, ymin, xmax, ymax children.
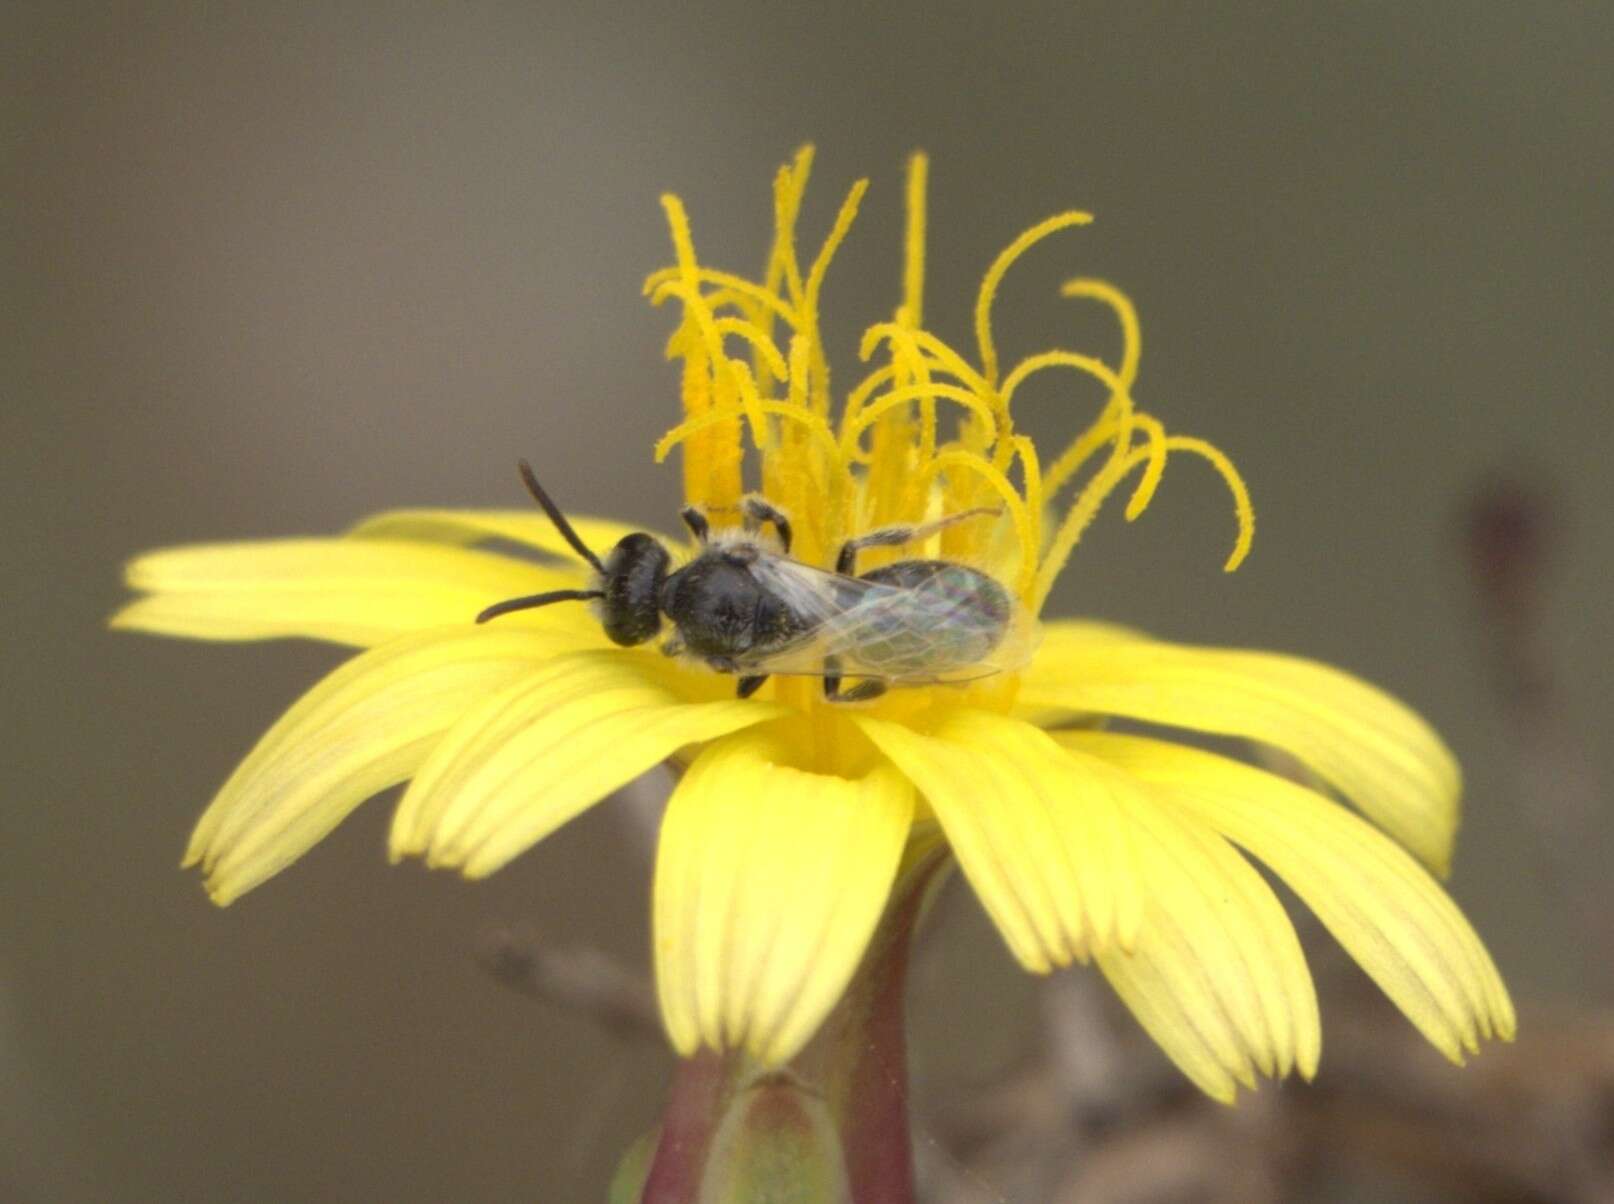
<box><xmin>834</xmin><ymin>506</ymin><xmax>1001</xmax><ymax>575</ymax></box>
<box><xmin>736</xmin><ymin>674</ymin><xmax>769</xmax><ymax>699</ymax></box>
<box><xmin>822</xmin><ymin>658</ymin><xmax>887</xmax><ymax>704</ymax></box>
<box><xmin>679</xmin><ymin>506</ymin><xmax>711</xmax><ymax>544</ymax></box>
<box><xmin>660</xmin><ymin>633</ymin><xmax>685</xmax><ymax>658</ymax></box>
<box><xmin>841</xmin><ymin>680</ymin><xmax>888</xmax><ymax>703</ymax></box>
<box><xmin>823</xmin><ymin>655</ymin><xmax>844</xmax><ymax>699</ymax></box>
<box><xmin>742</xmin><ymin>497</ymin><xmax>793</xmax><ymax>553</ymax></box>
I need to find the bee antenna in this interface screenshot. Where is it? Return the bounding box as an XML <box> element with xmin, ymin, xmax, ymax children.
<box><xmin>518</xmin><ymin>460</ymin><xmax>605</xmax><ymax>572</ymax></box>
<box><xmin>476</xmin><ymin>589</ymin><xmax>604</xmax><ymax>625</ymax></box>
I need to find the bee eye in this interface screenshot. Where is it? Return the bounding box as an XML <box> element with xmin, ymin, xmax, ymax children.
<box><xmin>600</xmin><ymin>534</ymin><xmax>670</xmax><ymax>646</ymax></box>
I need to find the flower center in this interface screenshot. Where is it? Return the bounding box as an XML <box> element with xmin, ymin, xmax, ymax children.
<box><xmin>648</xmin><ymin>146</ymin><xmax>1253</xmax><ymax>728</ymax></box>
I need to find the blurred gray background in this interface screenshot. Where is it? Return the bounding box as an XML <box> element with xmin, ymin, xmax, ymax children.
<box><xmin>6</xmin><ymin>3</ymin><xmax>1612</xmax><ymax>1201</ymax></box>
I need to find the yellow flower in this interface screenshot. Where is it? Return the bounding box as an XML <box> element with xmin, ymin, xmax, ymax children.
<box><xmin>115</xmin><ymin>147</ymin><xmax>1513</xmax><ymax>1102</ymax></box>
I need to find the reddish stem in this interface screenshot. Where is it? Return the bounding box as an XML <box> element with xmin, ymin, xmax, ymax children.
<box><xmin>639</xmin><ymin>1050</ymin><xmax>732</xmax><ymax>1204</ymax></box>
<box><xmin>818</xmin><ymin>844</ymin><xmax>949</xmax><ymax>1204</ymax></box>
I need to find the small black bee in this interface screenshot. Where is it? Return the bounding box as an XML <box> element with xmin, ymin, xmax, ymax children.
<box><xmin>477</xmin><ymin>461</ymin><xmax>1036</xmax><ymax>703</ymax></box>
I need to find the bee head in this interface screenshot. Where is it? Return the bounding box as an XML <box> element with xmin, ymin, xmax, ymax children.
<box><xmin>597</xmin><ymin>533</ymin><xmax>671</xmax><ymax>646</ymax></box>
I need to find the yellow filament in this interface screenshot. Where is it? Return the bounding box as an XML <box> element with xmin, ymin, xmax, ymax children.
<box><xmin>645</xmin><ymin>269</ymin><xmax>800</xmax><ymax>328</ymax></box>
<box><xmin>975</xmin><ymin>211</ymin><xmax>1095</xmax><ymax>387</ymax></box>
<box><xmin>656</xmin><ymin>401</ymin><xmax>844</xmax><ymax>477</ymax></box>
<box><xmin>841</xmin><ymin>362</ymin><xmax>902</xmax><ymax>428</ymax></box>
<box><xmin>660</xmin><ymin>195</ymin><xmax>743</xmax><ymax>509</ymax></box>
<box><xmin>903</xmin><ymin>152</ymin><xmax>928</xmax><ymax>328</ymax></box>
<box><xmin>1119</xmin><ymin>413</ymin><xmax>1167</xmax><ymax>520</ymax></box>
<box><xmin>656</xmin><ymin>204</ymin><xmax>738</xmax><ymax>377</ymax></box>
<box><xmin>840</xmin><ymin>384</ymin><xmax>998</xmax><ymax>460</ymax></box>
<box><xmin>1042</xmin><ymin>416</ymin><xmax>1125</xmax><ymax>503</ymax></box>
<box><xmin>855</xmin><ymin>323</ymin><xmax>935</xmax><ymax>473</ymax></box>
<box><xmin>1010</xmin><ymin>434</ymin><xmax>1044</xmax><ymax>556</ymax></box>
<box><xmin>1001</xmin><ymin>349</ymin><xmax>1127</xmax><ymax>411</ymax></box>
<box><xmin>1041</xmin><ymin>410</ymin><xmax>1164</xmax><ymax>518</ymax></box>
<box><xmin>728</xmin><ymin>359</ymin><xmax>771</xmax><ymax>450</ymax></box>
<box><xmin>1033</xmin><ymin>452</ymin><xmax>1135</xmax><ymax>612</ymax></box>
<box><xmin>918</xmin><ymin>449</ymin><xmax>1038</xmax><ymax>598</ymax></box>
<box><xmin>861</xmin><ymin>324</ymin><xmax>990</xmax><ymax>396</ymax></box>
<box><xmin>804</xmin><ymin>179</ymin><xmax>869</xmax><ymax>316</ymax></box>
<box><xmin>1151</xmin><ymin>436</ymin><xmax>1255</xmax><ymax>571</ymax></box>
<box><xmin>1061</xmin><ymin>277</ymin><xmax>1141</xmax><ymax>389</ymax></box>
<box><xmin>652</xmin><ymin>284</ymin><xmax>790</xmax><ymax>382</ymax></box>
<box><xmin>771</xmin><ymin>149</ymin><xmax>814</xmax><ymax>309</ymax></box>
<box><xmin>711</xmin><ymin>317</ymin><xmax>789</xmax><ymax>381</ymax></box>
<box><xmin>786</xmin><ymin>334</ymin><xmax>811</xmax><ymax>409</ymax></box>
<box><xmin>1033</xmin><ymin>422</ymin><xmax>1250</xmax><ymax>610</ymax></box>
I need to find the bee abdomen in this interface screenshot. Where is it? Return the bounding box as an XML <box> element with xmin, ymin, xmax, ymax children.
<box><xmin>853</xmin><ymin>560</ymin><xmax>1012</xmax><ymax>676</ymax></box>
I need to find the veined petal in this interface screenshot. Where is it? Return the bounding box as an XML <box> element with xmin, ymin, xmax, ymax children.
<box><xmin>187</xmin><ymin>627</ymin><xmax>571</xmax><ymax>904</ymax></box>
<box><xmin>1019</xmin><ymin>638</ymin><xmax>1461</xmax><ymax>874</ymax></box>
<box><xmin>1067</xmin><ymin>731</ymin><xmax>1515</xmax><ymax>1062</ymax></box>
<box><xmin>653</xmin><ymin>721</ymin><xmax>913</xmax><ymax>1064</ymax></box>
<box><xmin>348</xmin><ymin>509</ymin><xmax>653</xmax><ymax>565</ymax></box>
<box><xmin>113</xmin><ymin>538</ymin><xmax>595</xmax><ymax>647</ymax></box>
<box><xmin>854</xmin><ymin>710</ymin><xmax>1143</xmax><ymax>971</ymax></box>
<box><xmin>1094</xmin><ymin>787</ymin><xmax>1319</xmax><ymax>1103</ymax></box>
<box><xmin>392</xmin><ymin>650</ymin><xmax>783</xmax><ymax>878</ymax></box>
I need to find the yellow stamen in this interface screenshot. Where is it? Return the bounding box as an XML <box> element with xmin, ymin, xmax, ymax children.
<box><xmin>1150</xmin><ymin>436</ymin><xmax>1255</xmax><ymax>571</ymax></box>
<box><xmin>656</xmin><ymin>401</ymin><xmax>844</xmax><ymax>480</ymax></box>
<box><xmin>799</xmin><ymin>178</ymin><xmax>870</xmax><ymax>416</ymax></box>
<box><xmin>902</xmin><ymin>153</ymin><xmax>928</xmax><ymax>329</ymax></box>
<box><xmin>862</xmin><ymin>325</ymin><xmax>991</xmax><ymax>399</ymax></box>
<box><xmin>1001</xmin><ymin>350</ymin><xmax>1129</xmax><ymax>425</ymax></box>
<box><xmin>712</xmin><ymin>317</ymin><xmax>789</xmax><ymax>382</ymax></box>
<box><xmin>770</xmin><ymin>147</ymin><xmax>815</xmax><ymax>310</ymax></box>
<box><xmin>1061</xmin><ymin>277</ymin><xmax>1142</xmax><ymax>390</ymax></box>
<box><xmin>975</xmin><ymin>211</ymin><xmax>1094</xmax><ymax>388</ymax></box>
<box><xmin>659</xmin><ymin>195</ymin><xmax>743</xmax><ymax>510</ymax></box>
<box><xmin>840</xmin><ymin>384</ymin><xmax>998</xmax><ymax>462</ymax></box>
<box><xmin>645</xmin><ymin>270</ymin><xmax>800</xmax><ymax>329</ymax></box>
<box><xmin>804</xmin><ymin>179</ymin><xmax>869</xmax><ymax>320</ymax></box>
<box><xmin>917</xmin><ymin>449</ymin><xmax>1038</xmax><ymax>598</ymax></box>
<box><xmin>1010</xmin><ymin>434</ymin><xmax>1044</xmax><ymax>558</ymax></box>
<box><xmin>1033</xmin><ymin>450</ymin><xmax>1135</xmax><ymax>612</ymax></box>
<box><xmin>1120</xmin><ymin>413</ymin><xmax>1168</xmax><ymax>521</ymax></box>
<box><xmin>841</xmin><ymin>362</ymin><xmax>902</xmax><ymax>431</ymax></box>
<box><xmin>1042</xmin><ymin>415</ymin><xmax>1128</xmax><ymax>510</ymax></box>
<box><xmin>650</xmin><ymin>152</ymin><xmax>1252</xmax><ymax>631</ymax></box>
<box><xmin>786</xmin><ymin>334</ymin><xmax>811</xmax><ymax>410</ymax></box>
<box><xmin>729</xmin><ymin>359</ymin><xmax>771</xmax><ymax>450</ymax></box>
<box><xmin>651</xmin><ymin>286</ymin><xmax>791</xmax><ymax>382</ymax></box>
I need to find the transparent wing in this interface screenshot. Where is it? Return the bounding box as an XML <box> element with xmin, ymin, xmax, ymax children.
<box><xmin>739</xmin><ymin>555</ymin><xmax>1040</xmax><ymax>684</ymax></box>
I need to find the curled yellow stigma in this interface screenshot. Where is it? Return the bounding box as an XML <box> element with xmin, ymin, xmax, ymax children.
<box><xmin>647</xmin><ymin>146</ymin><xmax>1254</xmax><ymax>614</ymax></box>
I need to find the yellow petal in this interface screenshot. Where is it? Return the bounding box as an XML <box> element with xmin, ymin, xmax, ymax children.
<box><xmin>187</xmin><ymin>627</ymin><xmax>571</xmax><ymax>904</ymax></box>
<box><xmin>1067</xmin><ymin>731</ymin><xmax>1515</xmax><ymax>1062</ymax></box>
<box><xmin>653</xmin><ymin>721</ymin><xmax>913</xmax><ymax>1064</ymax></box>
<box><xmin>1033</xmin><ymin>618</ymin><xmax>1151</xmax><ymax>648</ymax></box>
<box><xmin>1092</xmin><ymin>784</ymin><xmax>1319</xmax><ymax>1103</ymax></box>
<box><xmin>392</xmin><ymin>650</ymin><xmax>783</xmax><ymax>877</ymax></box>
<box><xmin>113</xmin><ymin>538</ymin><xmax>594</xmax><ymax>647</ymax></box>
<box><xmin>1019</xmin><ymin>636</ymin><xmax>1461</xmax><ymax>874</ymax></box>
<box><xmin>854</xmin><ymin>710</ymin><xmax>1143</xmax><ymax>971</ymax></box>
<box><xmin>347</xmin><ymin>509</ymin><xmax>652</xmax><ymax>565</ymax></box>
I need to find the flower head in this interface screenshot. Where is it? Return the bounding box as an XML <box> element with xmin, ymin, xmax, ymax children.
<box><xmin>116</xmin><ymin>147</ymin><xmax>1512</xmax><ymax>1101</ymax></box>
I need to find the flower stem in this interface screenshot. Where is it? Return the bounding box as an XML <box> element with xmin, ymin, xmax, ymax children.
<box><xmin>639</xmin><ymin>1050</ymin><xmax>734</xmax><ymax>1204</ymax></box>
<box><xmin>812</xmin><ymin>838</ymin><xmax>950</xmax><ymax>1203</ymax></box>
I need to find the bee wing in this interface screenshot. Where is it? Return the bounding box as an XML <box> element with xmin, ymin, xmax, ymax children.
<box><xmin>742</xmin><ymin>554</ymin><xmax>899</xmax><ymax>638</ymax></box>
<box><xmin>736</xmin><ymin>555</ymin><xmax>902</xmax><ymax>675</ymax></box>
<box><xmin>740</xmin><ymin>555</ymin><xmax>1040</xmax><ymax>684</ymax></box>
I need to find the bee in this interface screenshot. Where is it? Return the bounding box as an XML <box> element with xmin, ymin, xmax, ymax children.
<box><xmin>477</xmin><ymin>462</ymin><xmax>1037</xmax><ymax>702</ymax></box>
